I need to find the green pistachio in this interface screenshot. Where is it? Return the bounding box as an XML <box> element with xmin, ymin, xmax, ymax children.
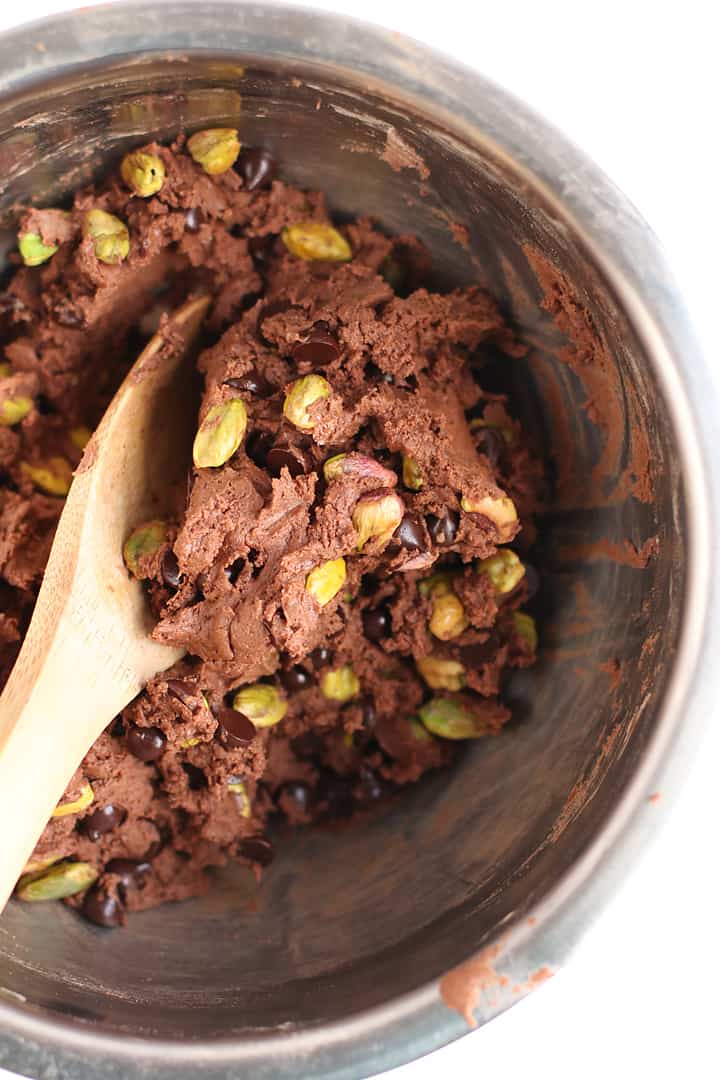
<box><xmin>120</xmin><ymin>150</ymin><xmax>166</xmax><ymax>197</ymax></box>
<box><xmin>122</xmin><ymin>520</ymin><xmax>167</xmax><ymax>579</ymax></box>
<box><xmin>402</xmin><ymin>454</ymin><xmax>423</xmax><ymax>491</ymax></box>
<box><xmin>416</xmin><ymin>655</ymin><xmax>466</xmax><ymax>691</ymax></box>
<box><xmin>0</xmin><ymin>396</ymin><xmax>33</xmax><ymax>426</ymax></box>
<box><xmin>0</xmin><ymin>363</ymin><xmax>11</xmax><ymax>379</ymax></box>
<box><xmin>305</xmin><ymin>557</ymin><xmax>347</xmax><ymax>607</ymax></box>
<box><xmin>83</xmin><ymin>209</ymin><xmax>130</xmax><ymax>265</ymax></box>
<box><xmin>22</xmin><ymin>853</ymin><xmax>62</xmax><ymax>876</ymax></box>
<box><xmin>187</xmin><ymin>128</ymin><xmax>241</xmax><ymax>174</ymax></box>
<box><xmin>429</xmin><ymin>590</ymin><xmax>469</xmax><ymax>641</ymax></box>
<box><xmin>192</xmin><ymin>398</ymin><xmax>248</xmax><ymax>468</ymax></box>
<box><xmin>52</xmin><ymin>782</ymin><xmax>94</xmax><ymax>818</ymax></box>
<box><xmin>180</xmin><ymin>737</ymin><xmax>201</xmax><ymax>748</ymax></box>
<box><xmin>227</xmin><ymin>779</ymin><xmax>251</xmax><ymax>818</ymax></box>
<box><xmin>20</xmin><ymin>456</ymin><xmax>73</xmax><ymax>496</ymax></box>
<box><xmin>69</xmin><ymin>425</ymin><xmax>92</xmax><ymax>450</ymax></box>
<box><xmin>283</xmin><ymin>374</ymin><xmax>331</xmax><ymax>431</ymax></box>
<box><xmin>18</xmin><ymin>232</ymin><xmax>58</xmax><ymax>266</ymax></box>
<box><xmin>17</xmin><ymin>861</ymin><xmax>98</xmax><ymax>902</ymax></box>
<box><xmin>419</xmin><ymin>696</ymin><xmax>490</xmax><ymax>740</ymax></box>
<box><xmin>232</xmin><ymin>684</ymin><xmax>287</xmax><ymax>729</ymax></box>
<box><xmin>460</xmin><ymin>492</ymin><xmax>518</xmax><ymax>541</ymax></box>
<box><xmin>409</xmin><ymin>716</ymin><xmax>434</xmax><ymax>742</ymax></box>
<box><xmin>477</xmin><ymin>549</ymin><xmax>525</xmax><ymax>594</ymax></box>
<box><xmin>321</xmin><ymin>665</ymin><xmax>360</xmax><ymax>703</ymax></box>
<box><xmin>513</xmin><ymin>611</ymin><xmax>538</xmax><ymax>653</ymax></box>
<box><xmin>469</xmin><ymin>417</ymin><xmax>515</xmax><ymax>446</ymax></box>
<box><xmin>352</xmin><ymin>490</ymin><xmax>404</xmax><ymax>551</ymax></box>
<box><xmin>323</xmin><ymin>451</ymin><xmax>397</xmax><ymax>486</ymax></box>
<box><xmin>282</xmin><ymin>221</ymin><xmax>352</xmax><ymax>262</ymax></box>
<box><xmin>418</xmin><ymin>571</ymin><xmax>453</xmax><ymax>598</ymax></box>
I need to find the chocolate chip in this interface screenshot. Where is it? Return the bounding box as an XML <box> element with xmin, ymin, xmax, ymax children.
<box><xmin>474</xmin><ymin>427</ymin><xmax>506</xmax><ymax>470</ymax></box>
<box><xmin>427</xmin><ymin>509</ymin><xmax>459</xmax><ymax>546</ymax></box>
<box><xmin>354</xmin><ymin>764</ymin><xmax>387</xmax><ymax>802</ymax></box>
<box><xmin>459</xmin><ymin>635</ymin><xmax>499</xmax><ymax>667</ymax></box>
<box><xmin>35</xmin><ymin>394</ymin><xmax>55</xmax><ymax>416</ymax></box>
<box><xmin>317</xmin><ymin>773</ymin><xmax>355</xmax><ymax>819</ymax></box>
<box><xmin>364</xmin><ymin>361</ymin><xmax>394</xmax><ymax>384</ymax></box>
<box><xmin>166</xmin><ymin>678</ymin><xmax>197</xmax><ymax>707</ymax></box>
<box><xmin>236</xmin><ymin>147</ymin><xmax>276</xmax><ymax>191</ymax></box>
<box><xmin>310</xmin><ymin>646</ymin><xmax>333</xmax><ymax>669</ymax></box>
<box><xmin>246</xmin><ymin>429</ymin><xmax>273</xmax><ymax>468</ymax></box>
<box><xmin>362</xmin><ymin>606</ymin><xmax>390</xmax><ymax>643</ymax></box>
<box><xmin>522</xmin><ymin>562</ymin><xmax>539</xmax><ymax>601</ymax></box>
<box><xmin>237</xmin><ymin>835</ymin><xmax>275</xmax><ymax>865</ymax></box>
<box><xmin>290</xmin><ymin>731</ymin><xmax>325</xmax><ymax>761</ymax></box>
<box><xmin>185</xmin><ymin>207</ymin><xmax>203</xmax><ymax>232</ymax></box>
<box><xmin>217</xmin><ymin>707</ymin><xmax>257</xmax><ymax>748</ymax></box>
<box><xmin>80</xmin><ymin>804</ymin><xmax>127</xmax><ymax>842</ymax></box>
<box><xmin>105</xmin><ymin>858</ymin><xmax>152</xmax><ymax>892</ymax></box>
<box><xmin>82</xmin><ymin>888</ymin><xmax>124</xmax><ymax>928</ymax></box>
<box><xmin>125</xmin><ymin>725</ymin><xmax>166</xmax><ymax>762</ymax></box>
<box><xmin>362</xmin><ymin>696</ymin><xmax>377</xmax><ymax>729</ymax></box>
<box><xmin>279</xmin><ymin>665</ymin><xmax>312</xmax><ymax>693</ymax></box>
<box><xmin>223</xmin><ymin>368</ymin><xmax>272</xmax><ymax>397</ymax></box>
<box><xmin>266</xmin><ymin>442</ymin><xmax>308</xmax><ymax>478</ymax></box>
<box><xmin>54</xmin><ymin>304</ymin><xmax>85</xmax><ymax>328</ymax></box>
<box><xmin>160</xmin><ymin>549</ymin><xmax>182</xmax><ymax>589</ymax></box>
<box><xmin>278</xmin><ymin>780</ymin><xmax>314</xmax><ymax>817</ymax></box>
<box><xmin>291</xmin><ymin>322</ymin><xmax>340</xmax><ymax>366</ymax></box>
<box><xmin>182</xmin><ymin>763</ymin><xmax>207</xmax><ymax>790</ymax></box>
<box><xmin>395</xmin><ymin>512</ymin><xmax>427</xmax><ymax>552</ymax></box>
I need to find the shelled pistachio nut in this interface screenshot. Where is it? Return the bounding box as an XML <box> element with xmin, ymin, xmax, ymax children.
<box><xmin>416</xmin><ymin>655</ymin><xmax>466</xmax><ymax>691</ymax></box>
<box><xmin>18</xmin><ymin>231</ymin><xmax>58</xmax><ymax>266</ymax></box>
<box><xmin>52</xmin><ymin>782</ymin><xmax>94</xmax><ymax>818</ymax></box>
<box><xmin>305</xmin><ymin>557</ymin><xmax>347</xmax><ymax>607</ymax></box>
<box><xmin>352</xmin><ymin>490</ymin><xmax>404</xmax><ymax>551</ymax></box>
<box><xmin>123</xmin><ymin>520</ymin><xmax>167</xmax><ymax>579</ymax></box>
<box><xmin>17</xmin><ymin>861</ymin><xmax>98</xmax><ymax>902</ymax></box>
<box><xmin>477</xmin><ymin>549</ymin><xmax>525</xmax><ymax>594</ymax></box>
<box><xmin>187</xmin><ymin>128</ymin><xmax>241</xmax><ymax>174</ymax></box>
<box><xmin>282</xmin><ymin>222</ymin><xmax>352</xmax><ymax>261</ymax></box>
<box><xmin>120</xmin><ymin>150</ymin><xmax>166</xmax><ymax>196</ymax></box>
<box><xmin>227</xmin><ymin>779</ymin><xmax>251</xmax><ymax>818</ymax></box>
<box><xmin>321</xmin><ymin>665</ymin><xmax>360</xmax><ymax>703</ymax></box>
<box><xmin>283</xmin><ymin>374</ymin><xmax>331</xmax><ymax>431</ymax></box>
<box><xmin>323</xmin><ymin>452</ymin><xmax>398</xmax><ymax>486</ymax></box>
<box><xmin>232</xmin><ymin>684</ymin><xmax>287</xmax><ymax>729</ymax></box>
<box><xmin>402</xmin><ymin>454</ymin><xmax>423</xmax><ymax>491</ymax></box>
<box><xmin>20</xmin><ymin>456</ymin><xmax>73</xmax><ymax>496</ymax></box>
<box><xmin>0</xmin><ymin>395</ymin><xmax>33</xmax><ymax>426</ymax></box>
<box><xmin>419</xmin><ymin>696</ymin><xmax>490</xmax><ymax>739</ymax></box>
<box><xmin>429</xmin><ymin>590</ymin><xmax>469</xmax><ymax>641</ymax></box>
<box><xmin>460</xmin><ymin>492</ymin><xmax>518</xmax><ymax>541</ymax></box>
<box><xmin>193</xmin><ymin>399</ymin><xmax>247</xmax><ymax>468</ymax></box>
<box><xmin>513</xmin><ymin>611</ymin><xmax>538</xmax><ymax>652</ymax></box>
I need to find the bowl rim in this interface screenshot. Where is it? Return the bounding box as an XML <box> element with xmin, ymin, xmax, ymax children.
<box><xmin>0</xmin><ymin>3</ymin><xmax>717</xmax><ymax>1078</ymax></box>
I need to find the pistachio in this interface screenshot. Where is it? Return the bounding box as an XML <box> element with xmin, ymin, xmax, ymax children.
<box><xmin>352</xmin><ymin>490</ymin><xmax>404</xmax><ymax>551</ymax></box>
<box><xmin>305</xmin><ymin>557</ymin><xmax>347</xmax><ymax>607</ymax></box>
<box><xmin>180</xmin><ymin>737</ymin><xmax>201</xmax><ymax>748</ymax></box>
<box><xmin>416</xmin><ymin>655</ymin><xmax>466</xmax><ymax>691</ymax></box>
<box><xmin>22</xmin><ymin>854</ymin><xmax>61</xmax><ymax>876</ymax></box>
<box><xmin>123</xmin><ymin>520</ymin><xmax>167</xmax><ymax>579</ymax></box>
<box><xmin>18</xmin><ymin>232</ymin><xmax>58</xmax><ymax>266</ymax></box>
<box><xmin>409</xmin><ymin>716</ymin><xmax>434</xmax><ymax>742</ymax></box>
<box><xmin>321</xmin><ymin>665</ymin><xmax>360</xmax><ymax>703</ymax></box>
<box><xmin>402</xmin><ymin>454</ymin><xmax>423</xmax><ymax>491</ymax></box>
<box><xmin>418</xmin><ymin>571</ymin><xmax>453</xmax><ymax>598</ymax></box>
<box><xmin>83</xmin><ymin>209</ymin><xmax>130</xmax><ymax>264</ymax></box>
<box><xmin>187</xmin><ymin>128</ymin><xmax>241</xmax><ymax>174</ymax></box>
<box><xmin>0</xmin><ymin>363</ymin><xmax>10</xmax><ymax>379</ymax></box>
<box><xmin>461</xmin><ymin>492</ymin><xmax>518</xmax><ymax>541</ymax></box>
<box><xmin>419</xmin><ymin>696</ymin><xmax>490</xmax><ymax>740</ymax></box>
<box><xmin>380</xmin><ymin>254</ymin><xmax>406</xmax><ymax>292</ymax></box>
<box><xmin>52</xmin><ymin>782</ymin><xmax>94</xmax><ymax>818</ymax></box>
<box><xmin>228</xmin><ymin>779</ymin><xmax>251</xmax><ymax>818</ymax></box>
<box><xmin>232</xmin><ymin>684</ymin><xmax>287</xmax><ymax>729</ymax></box>
<box><xmin>17</xmin><ymin>861</ymin><xmax>99</xmax><ymax>902</ymax></box>
<box><xmin>20</xmin><ymin>456</ymin><xmax>73</xmax><ymax>496</ymax></box>
<box><xmin>120</xmin><ymin>150</ymin><xmax>166</xmax><ymax>197</ymax></box>
<box><xmin>283</xmin><ymin>374</ymin><xmax>331</xmax><ymax>431</ymax></box>
<box><xmin>513</xmin><ymin>611</ymin><xmax>538</xmax><ymax>653</ymax></box>
<box><xmin>0</xmin><ymin>396</ymin><xmax>33</xmax><ymax>426</ymax></box>
<box><xmin>323</xmin><ymin>452</ymin><xmax>398</xmax><ymax>486</ymax></box>
<box><xmin>282</xmin><ymin>221</ymin><xmax>352</xmax><ymax>262</ymax></box>
<box><xmin>69</xmin><ymin>425</ymin><xmax>92</xmax><ymax>450</ymax></box>
<box><xmin>477</xmin><ymin>549</ymin><xmax>525</xmax><ymax>594</ymax></box>
<box><xmin>193</xmin><ymin>398</ymin><xmax>248</xmax><ymax>468</ymax></box>
<box><xmin>429</xmin><ymin>590</ymin><xmax>469</xmax><ymax>641</ymax></box>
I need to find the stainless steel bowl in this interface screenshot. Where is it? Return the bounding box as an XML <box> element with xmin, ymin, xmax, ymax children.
<box><xmin>0</xmin><ymin>3</ymin><xmax>716</xmax><ymax>1078</ymax></box>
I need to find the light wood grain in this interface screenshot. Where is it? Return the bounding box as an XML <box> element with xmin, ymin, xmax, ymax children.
<box><xmin>0</xmin><ymin>295</ymin><xmax>210</xmax><ymax>913</ymax></box>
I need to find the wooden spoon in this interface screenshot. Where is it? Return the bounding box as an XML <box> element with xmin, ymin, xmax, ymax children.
<box><xmin>0</xmin><ymin>294</ymin><xmax>210</xmax><ymax>913</ymax></box>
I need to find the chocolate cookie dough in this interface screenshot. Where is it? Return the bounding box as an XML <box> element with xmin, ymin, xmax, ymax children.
<box><xmin>0</xmin><ymin>132</ymin><xmax>541</xmax><ymax>926</ymax></box>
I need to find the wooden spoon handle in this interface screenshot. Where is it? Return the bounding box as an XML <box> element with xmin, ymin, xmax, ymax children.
<box><xmin>0</xmin><ymin>295</ymin><xmax>210</xmax><ymax>913</ymax></box>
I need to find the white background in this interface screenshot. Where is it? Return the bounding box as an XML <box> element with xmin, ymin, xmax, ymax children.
<box><xmin>1</xmin><ymin>2</ymin><xmax>718</xmax><ymax>1079</ymax></box>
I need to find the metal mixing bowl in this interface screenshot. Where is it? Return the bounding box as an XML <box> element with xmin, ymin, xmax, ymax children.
<box><xmin>0</xmin><ymin>3</ymin><xmax>717</xmax><ymax>1078</ymax></box>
